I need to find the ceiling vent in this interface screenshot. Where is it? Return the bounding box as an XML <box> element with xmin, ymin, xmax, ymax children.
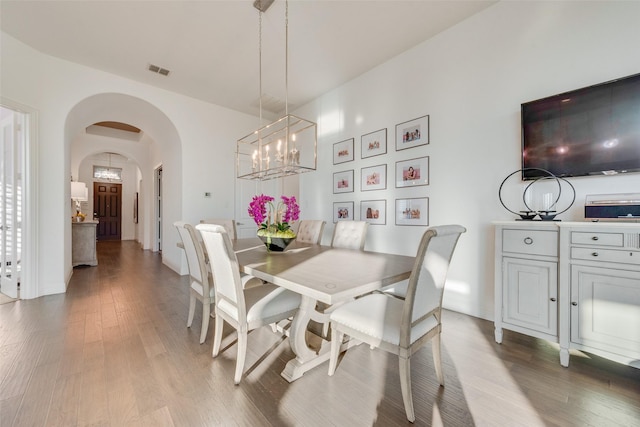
<box><xmin>148</xmin><ymin>63</ymin><xmax>171</xmax><ymax>76</ymax></box>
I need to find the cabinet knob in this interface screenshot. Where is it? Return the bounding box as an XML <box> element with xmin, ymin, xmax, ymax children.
<box><xmin>591</xmin><ymin>236</ymin><xmax>599</xmax><ymax>241</ymax></box>
<box><xmin>592</xmin><ymin>252</ymin><xmax>599</xmax><ymax>257</ymax></box>
<box><xmin>523</xmin><ymin>237</ymin><xmax>533</xmax><ymax>245</ymax></box>
<box><xmin>550</xmin><ymin>297</ymin><xmax>557</xmax><ymax>302</ymax></box>
<box><xmin>571</xmin><ymin>302</ymin><xmax>578</xmax><ymax>306</ymax></box>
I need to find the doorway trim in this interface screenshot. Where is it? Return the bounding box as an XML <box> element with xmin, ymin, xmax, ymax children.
<box><xmin>153</xmin><ymin>165</ymin><xmax>162</xmax><ymax>252</ymax></box>
<box><xmin>1</xmin><ymin>97</ymin><xmax>38</xmax><ymax>299</ymax></box>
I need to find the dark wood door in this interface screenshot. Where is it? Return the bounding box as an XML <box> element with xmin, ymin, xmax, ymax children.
<box><xmin>94</xmin><ymin>182</ymin><xmax>122</xmax><ymax>241</ymax></box>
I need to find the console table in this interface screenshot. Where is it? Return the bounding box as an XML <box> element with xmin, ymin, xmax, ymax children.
<box><xmin>494</xmin><ymin>221</ymin><xmax>640</xmax><ymax>369</ymax></box>
<box><xmin>72</xmin><ymin>220</ymin><xmax>98</xmax><ymax>267</ymax></box>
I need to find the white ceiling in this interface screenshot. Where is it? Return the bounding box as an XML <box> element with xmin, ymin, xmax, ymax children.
<box><xmin>1</xmin><ymin>0</ymin><xmax>496</xmax><ymax>119</ymax></box>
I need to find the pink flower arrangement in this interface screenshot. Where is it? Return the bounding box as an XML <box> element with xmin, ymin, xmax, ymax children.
<box><xmin>248</xmin><ymin>194</ymin><xmax>300</xmax><ymax>237</ymax></box>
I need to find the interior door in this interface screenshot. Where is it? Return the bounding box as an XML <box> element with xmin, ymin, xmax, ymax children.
<box><xmin>94</xmin><ymin>182</ymin><xmax>122</xmax><ymax>241</ymax></box>
<box><xmin>155</xmin><ymin>166</ymin><xmax>162</xmax><ymax>251</ymax></box>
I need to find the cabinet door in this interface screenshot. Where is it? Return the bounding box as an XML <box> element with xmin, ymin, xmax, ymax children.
<box><xmin>571</xmin><ymin>265</ymin><xmax>640</xmax><ymax>356</ymax></box>
<box><xmin>72</xmin><ymin>223</ymin><xmax>98</xmax><ymax>266</ymax></box>
<box><xmin>503</xmin><ymin>257</ymin><xmax>558</xmax><ymax>336</ymax></box>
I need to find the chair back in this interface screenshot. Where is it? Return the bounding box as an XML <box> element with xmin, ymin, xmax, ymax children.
<box><xmin>331</xmin><ymin>221</ymin><xmax>368</xmax><ymax>250</ymax></box>
<box><xmin>174</xmin><ymin>221</ymin><xmax>211</xmax><ymax>297</ymax></box>
<box><xmin>296</xmin><ymin>220</ymin><xmax>326</xmax><ymax>244</ymax></box>
<box><xmin>200</xmin><ymin>218</ymin><xmax>237</xmax><ymax>240</ymax></box>
<box><xmin>401</xmin><ymin>225</ymin><xmax>466</xmax><ymax>347</ymax></box>
<box><xmin>196</xmin><ymin>224</ymin><xmax>247</xmax><ymax>324</ymax></box>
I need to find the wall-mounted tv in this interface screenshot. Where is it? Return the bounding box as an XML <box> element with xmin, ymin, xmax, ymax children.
<box><xmin>521</xmin><ymin>73</ymin><xmax>640</xmax><ymax>179</ymax></box>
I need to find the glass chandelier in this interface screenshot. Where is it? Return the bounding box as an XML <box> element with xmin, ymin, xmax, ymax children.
<box><xmin>237</xmin><ymin>0</ymin><xmax>317</xmax><ymax>181</ymax></box>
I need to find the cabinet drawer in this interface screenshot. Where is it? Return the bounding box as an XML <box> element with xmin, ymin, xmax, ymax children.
<box><xmin>571</xmin><ymin>231</ymin><xmax>624</xmax><ymax>247</ymax></box>
<box><xmin>571</xmin><ymin>247</ymin><xmax>640</xmax><ymax>266</ymax></box>
<box><xmin>502</xmin><ymin>229</ymin><xmax>558</xmax><ymax>257</ymax></box>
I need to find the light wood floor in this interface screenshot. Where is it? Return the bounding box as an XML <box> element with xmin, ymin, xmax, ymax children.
<box><xmin>1</xmin><ymin>241</ymin><xmax>639</xmax><ymax>426</ymax></box>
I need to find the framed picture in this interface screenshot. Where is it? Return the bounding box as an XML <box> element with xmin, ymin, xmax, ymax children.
<box><xmin>333</xmin><ymin>170</ymin><xmax>354</xmax><ymax>194</ymax></box>
<box><xmin>396</xmin><ymin>115</ymin><xmax>429</xmax><ymax>151</ymax></box>
<box><xmin>396</xmin><ymin>197</ymin><xmax>429</xmax><ymax>226</ymax></box>
<box><xmin>360</xmin><ymin>164</ymin><xmax>387</xmax><ymax>191</ymax></box>
<box><xmin>361</xmin><ymin>128</ymin><xmax>387</xmax><ymax>159</ymax></box>
<box><xmin>333</xmin><ymin>201</ymin><xmax>354</xmax><ymax>222</ymax></box>
<box><xmin>396</xmin><ymin>156</ymin><xmax>429</xmax><ymax>188</ymax></box>
<box><xmin>360</xmin><ymin>200</ymin><xmax>386</xmax><ymax>225</ymax></box>
<box><xmin>333</xmin><ymin>138</ymin><xmax>354</xmax><ymax>164</ymax></box>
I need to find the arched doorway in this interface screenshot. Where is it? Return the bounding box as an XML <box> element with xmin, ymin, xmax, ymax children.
<box><xmin>75</xmin><ymin>152</ymin><xmax>143</xmax><ymax>243</ymax></box>
<box><xmin>65</xmin><ymin>93</ymin><xmax>183</xmax><ymax>274</ymax></box>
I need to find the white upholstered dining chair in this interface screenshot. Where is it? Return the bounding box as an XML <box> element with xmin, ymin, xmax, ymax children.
<box><xmin>331</xmin><ymin>220</ymin><xmax>368</xmax><ymax>250</ymax></box>
<box><xmin>196</xmin><ymin>223</ymin><xmax>302</xmax><ymax>384</ymax></box>
<box><xmin>200</xmin><ymin>218</ymin><xmax>237</xmax><ymax>240</ymax></box>
<box><xmin>174</xmin><ymin>221</ymin><xmax>214</xmax><ymax>344</ymax></box>
<box><xmin>328</xmin><ymin>224</ymin><xmax>466</xmax><ymax>423</ymax></box>
<box><xmin>296</xmin><ymin>220</ymin><xmax>326</xmax><ymax>244</ymax></box>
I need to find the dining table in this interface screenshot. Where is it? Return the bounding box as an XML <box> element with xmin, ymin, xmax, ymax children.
<box><xmin>234</xmin><ymin>239</ymin><xmax>416</xmax><ymax>382</ymax></box>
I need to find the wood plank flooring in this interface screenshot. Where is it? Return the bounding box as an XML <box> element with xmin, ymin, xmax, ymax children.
<box><xmin>0</xmin><ymin>241</ymin><xmax>638</xmax><ymax>426</ymax></box>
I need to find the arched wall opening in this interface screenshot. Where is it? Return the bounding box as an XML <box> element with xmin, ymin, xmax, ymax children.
<box><xmin>65</xmin><ymin>93</ymin><xmax>183</xmax><ymax>275</ymax></box>
<box><xmin>74</xmin><ymin>152</ymin><xmax>143</xmax><ymax>244</ymax></box>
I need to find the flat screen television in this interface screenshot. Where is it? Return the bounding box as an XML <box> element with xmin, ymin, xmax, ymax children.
<box><xmin>521</xmin><ymin>73</ymin><xmax>640</xmax><ymax>179</ymax></box>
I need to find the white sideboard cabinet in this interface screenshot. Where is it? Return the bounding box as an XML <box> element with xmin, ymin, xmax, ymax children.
<box><xmin>72</xmin><ymin>220</ymin><xmax>98</xmax><ymax>267</ymax></box>
<box><xmin>494</xmin><ymin>222</ymin><xmax>559</xmax><ymax>345</ymax></box>
<box><xmin>495</xmin><ymin>221</ymin><xmax>640</xmax><ymax>369</ymax></box>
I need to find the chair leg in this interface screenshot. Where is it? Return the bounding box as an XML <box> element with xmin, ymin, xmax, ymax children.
<box><xmin>328</xmin><ymin>329</ymin><xmax>344</xmax><ymax>376</ymax></box>
<box><xmin>187</xmin><ymin>293</ymin><xmax>197</xmax><ymax>327</ymax></box>
<box><xmin>200</xmin><ymin>302</ymin><xmax>211</xmax><ymax>344</ymax></box>
<box><xmin>212</xmin><ymin>314</ymin><xmax>224</xmax><ymax>357</ymax></box>
<box><xmin>399</xmin><ymin>355</ymin><xmax>415</xmax><ymax>423</ymax></box>
<box><xmin>234</xmin><ymin>330</ymin><xmax>248</xmax><ymax>385</ymax></box>
<box><xmin>432</xmin><ymin>333</ymin><xmax>445</xmax><ymax>386</ymax></box>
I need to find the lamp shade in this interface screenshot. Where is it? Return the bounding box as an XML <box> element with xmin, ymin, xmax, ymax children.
<box><xmin>71</xmin><ymin>181</ymin><xmax>88</xmax><ymax>201</ymax></box>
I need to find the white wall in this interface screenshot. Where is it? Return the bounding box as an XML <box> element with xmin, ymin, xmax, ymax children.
<box><xmin>295</xmin><ymin>1</ymin><xmax>640</xmax><ymax>320</ymax></box>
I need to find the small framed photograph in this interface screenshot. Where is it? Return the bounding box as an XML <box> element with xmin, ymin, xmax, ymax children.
<box><xmin>396</xmin><ymin>156</ymin><xmax>429</xmax><ymax>188</ymax></box>
<box><xmin>334</xmin><ymin>201</ymin><xmax>354</xmax><ymax>222</ymax></box>
<box><xmin>396</xmin><ymin>197</ymin><xmax>429</xmax><ymax>226</ymax></box>
<box><xmin>361</xmin><ymin>164</ymin><xmax>387</xmax><ymax>191</ymax></box>
<box><xmin>360</xmin><ymin>200</ymin><xmax>386</xmax><ymax>225</ymax></box>
<box><xmin>396</xmin><ymin>115</ymin><xmax>429</xmax><ymax>151</ymax></box>
<box><xmin>333</xmin><ymin>138</ymin><xmax>354</xmax><ymax>164</ymax></box>
<box><xmin>361</xmin><ymin>128</ymin><xmax>387</xmax><ymax>159</ymax></box>
<box><xmin>333</xmin><ymin>170</ymin><xmax>354</xmax><ymax>194</ymax></box>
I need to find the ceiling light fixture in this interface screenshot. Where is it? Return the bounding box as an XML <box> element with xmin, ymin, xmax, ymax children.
<box><xmin>237</xmin><ymin>0</ymin><xmax>317</xmax><ymax>181</ymax></box>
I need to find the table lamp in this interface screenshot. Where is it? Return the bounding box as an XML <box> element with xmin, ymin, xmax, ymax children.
<box><xmin>71</xmin><ymin>181</ymin><xmax>88</xmax><ymax>221</ymax></box>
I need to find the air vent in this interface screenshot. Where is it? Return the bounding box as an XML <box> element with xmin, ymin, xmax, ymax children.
<box><xmin>148</xmin><ymin>63</ymin><xmax>171</xmax><ymax>76</ymax></box>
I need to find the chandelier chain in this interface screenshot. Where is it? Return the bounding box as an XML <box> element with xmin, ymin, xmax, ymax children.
<box><xmin>258</xmin><ymin>9</ymin><xmax>263</xmax><ymax>125</ymax></box>
<box><xmin>285</xmin><ymin>0</ymin><xmax>288</xmax><ymax>117</ymax></box>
